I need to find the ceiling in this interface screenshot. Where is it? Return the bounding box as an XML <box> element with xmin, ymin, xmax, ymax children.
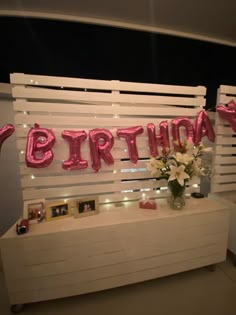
<box><xmin>0</xmin><ymin>0</ymin><xmax>236</xmax><ymax>47</ymax></box>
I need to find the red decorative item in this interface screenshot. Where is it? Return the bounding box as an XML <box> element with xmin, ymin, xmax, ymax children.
<box><xmin>117</xmin><ymin>126</ymin><xmax>144</xmax><ymax>164</ymax></box>
<box><xmin>139</xmin><ymin>195</ymin><xmax>157</xmax><ymax>209</ymax></box>
<box><xmin>139</xmin><ymin>199</ymin><xmax>157</xmax><ymax>209</ymax></box>
<box><xmin>171</xmin><ymin>117</ymin><xmax>195</xmax><ymax>150</ymax></box>
<box><xmin>89</xmin><ymin>128</ymin><xmax>114</xmax><ymax>172</ymax></box>
<box><xmin>0</xmin><ymin>124</ymin><xmax>15</xmax><ymax>153</ymax></box>
<box><xmin>147</xmin><ymin>121</ymin><xmax>170</xmax><ymax>157</ymax></box>
<box><xmin>216</xmin><ymin>100</ymin><xmax>236</xmax><ymax>132</ymax></box>
<box><xmin>194</xmin><ymin>110</ymin><xmax>215</xmax><ymax>146</ymax></box>
<box><xmin>62</xmin><ymin>130</ymin><xmax>88</xmax><ymax>170</ymax></box>
<box><xmin>16</xmin><ymin>219</ymin><xmax>29</xmax><ymax>235</ymax></box>
<box><xmin>25</xmin><ymin>124</ymin><xmax>56</xmax><ymax>168</ymax></box>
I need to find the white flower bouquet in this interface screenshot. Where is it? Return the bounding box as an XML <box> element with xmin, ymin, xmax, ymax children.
<box><xmin>146</xmin><ymin>141</ymin><xmax>213</xmax><ymax>209</ymax></box>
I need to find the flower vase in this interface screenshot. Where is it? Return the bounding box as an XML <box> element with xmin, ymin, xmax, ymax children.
<box><xmin>167</xmin><ymin>180</ymin><xmax>186</xmax><ymax>210</ymax></box>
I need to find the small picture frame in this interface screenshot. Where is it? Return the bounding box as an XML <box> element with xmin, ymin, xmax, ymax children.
<box><xmin>23</xmin><ymin>199</ymin><xmax>46</xmax><ymax>223</ymax></box>
<box><xmin>46</xmin><ymin>200</ymin><xmax>71</xmax><ymax>221</ymax></box>
<box><xmin>74</xmin><ymin>197</ymin><xmax>99</xmax><ymax>218</ymax></box>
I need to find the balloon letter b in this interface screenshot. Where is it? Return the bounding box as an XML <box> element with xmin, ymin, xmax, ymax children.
<box><xmin>62</xmin><ymin>130</ymin><xmax>88</xmax><ymax>170</ymax></box>
<box><xmin>25</xmin><ymin>124</ymin><xmax>55</xmax><ymax>168</ymax></box>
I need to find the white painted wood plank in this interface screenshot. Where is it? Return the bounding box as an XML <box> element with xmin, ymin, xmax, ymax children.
<box><xmin>214</xmin><ymin>156</ymin><xmax>236</xmax><ymax>165</ymax></box>
<box><xmin>215</xmin><ymin>125</ymin><xmax>234</xmax><ymax>135</ymax></box>
<box><xmin>214</xmin><ymin>165</ymin><xmax>236</xmax><ymax>174</ymax></box>
<box><xmin>10</xmin><ymin>73</ymin><xmax>206</xmax><ymax>95</ymax></box>
<box><xmin>20</xmin><ymin>185</ymin><xmax>200</xmax><ymax>203</ymax></box>
<box><xmin>211</xmin><ymin>183</ymin><xmax>236</xmax><ymax>193</ymax></box>
<box><xmin>220</xmin><ymin>85</ymin><xmax>236</xmax><ymax>95</ymax></box>
<box><xmin>15</xmin><ymin>113</ymin><xmax>193</xmax><ymax>128</ymax></box>
<box><xmin>219</xmin><ymin>95</ymin><xmax>236</xmax><ymax>104</ymax></box>
<box><xmin>215</xmin><ymin>136</ymin><xmax>236</xmax><ymax>145</ymax></box>
<box><xmin>13</xmin><ymin>101</ymin><xmax>200</xmax><ymax>117</ymax></box>
<box><xmin>12</xmin><ymin>86</ymin><xmax>205</xmax><ymax>107</ymax></box>
<box><xmin>22</xmin><ymin>179</ymin><xmax>159</xmax><ymax>200</ymax></box>
<box><xmin>19</xmin><ymin>160</ymin><xmax>149</xmax><ymax>175</ymax></box>
<box><xmin>215</xmin><ymin>146</ymin><xmax>236</xmax><ymax>155</ymax></box>
<box><xmin>213</xmin><ymin>174</ymin><xmax>236</xmax><ymax>183</ymax></box>
<box><xmin>21</xmin><ymin>170</ymin><xmax>154</xmax><ymax>188</ymax></box>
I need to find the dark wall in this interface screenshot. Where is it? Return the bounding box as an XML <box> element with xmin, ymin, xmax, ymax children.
<box><xmin>1</xmin><ymin>17</ymin><xmax>236</xmax><ymax>108</ymax></box>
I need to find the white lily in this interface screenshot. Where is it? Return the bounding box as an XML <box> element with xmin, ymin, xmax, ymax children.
<box><xmin>174</xmin><ymin>152</ymin><xmax>194</xmax><ymax>165</ymax></box>
<box><xmin>166</xmin><ymin>165</ymin><xmax>190</xmax><ymax>186</ymax></box>
<box><xmin>146</xmin><ymin>158</ymin><xmax>162</xmax><ymax>176</ymax></box>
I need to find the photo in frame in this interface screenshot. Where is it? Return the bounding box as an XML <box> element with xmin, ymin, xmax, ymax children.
<box><xmin>23</xmin><ymin>199</ymin><xmax>46</xmax><ymax>223</ymax></box>
<box><xmin>74</xmin><ymin>197</ymin><xmax>99</xmax><ymax>218</ymax></box>
<box><xmin>46</xmin><ymin>200</ymin><xmax>71</xmax><ymax>221</ymax></box>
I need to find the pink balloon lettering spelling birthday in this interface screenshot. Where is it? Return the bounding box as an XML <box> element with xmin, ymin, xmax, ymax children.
<box><xmin>23</xmin><ymin>111</ymin><xmax>216</xmax><ymax>171</ymax></box>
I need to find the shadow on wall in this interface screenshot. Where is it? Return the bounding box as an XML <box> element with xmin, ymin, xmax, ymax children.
<box><xmin>0</xmin><ymin>96</ymin><xmax>22</xmax><ymax>236</ymax></box>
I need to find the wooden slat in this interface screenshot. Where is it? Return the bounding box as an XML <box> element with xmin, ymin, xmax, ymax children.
<box><xmin>13</xmin><ymin>100</ymin><xmax>200</xmax><ymax>117</ymax></box>
<box><xmin>22</xmin><ymin>179</ymin><xmax>158</xmax><ymax>200</ymax></box>
<box><xmin>22</xmin><ymin>178</ymin><xmax>200</xmax><ymax>200</ymax></box>
<box><xmin>214</xmin><ymin>156</ymin><xmax>236</xmax><ymax>164</ymax></box>
<box><xmin>15</xmin><ymin>113</ymin><xmax>191</xmax><ymax>128</ymax></box>
<box><xmin>215</xmin><ymin>146</ymin><xmax>236</xmax><ymax>155</ymax></box>
<box><xmin>214</xmin><ymin>165</ymin><xmax>236</xmax><ymax>174</ymax></box>
<box><xmin>211</xmin><ymin>183</ymin><xmax>236</xmax><ymax>193</ymax></box>
<box><xmin>19</xmin><ymin>160</ymin><xmax>148</xmax><ymax>175</ymax></box>
<box><xmin>219</xmin><ymin>85</ymin><xmax>236</xmax><ymax>95</ymax></box>
<box><xmin>215</xmin><ymin>125</ymin><xmax>233</xmax><ymax>135</ymax></box>
<box><xmin>213</xmin><ymin>174</ymin><xmax>236</xmax><ymax>184</ymax></box>
<box><xmin>21</xmin><ymin>170</ymin><xmax>154</xmax><ymax>188</ymax></box>
<box><xmin>12</xmin><ymin>86</ymin><xmax>205</xmax><ymax>107</ymax></box>
<box><xmin>218</xmin><ymin>95</ymin><xmax>236</xmax><ymax>104</ymax></box>
<box><xmin>11</xmin><ymin>73</ymin><xmax>206</xmax><ymax>95</ymax></box>
<box><xmin>215</xmin><ymin>136</ymin><xmax>236</xmax><ymax>145</ymax></box>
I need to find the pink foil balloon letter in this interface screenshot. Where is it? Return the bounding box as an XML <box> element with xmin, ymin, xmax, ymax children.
<box><xmin>194</xmin><ymin>110</ymin><xmax>215</xmax><ymax>146</ymax></box>
<box><xmin>216</xmin><ymin>100</ymin><xmax>236</xmax><ymax>132</ymax></box>
<box><xmin>117</xmin><ymin>126</ymin><xmax>144</xmax><ymax>164</ymax></box>
<box><xmin>0</xmin><ymin>124</ymin><xmax>15</xmax><ymax>153</ymax></box>
<box><xmin>62</xmin><ymin>130</ymin><xmax>88</xmax><ymax>170</ymax></box>
<box><xmin>171</xmin><ymin>117</ymin><xmax>195</xmax><ymax>150</ymax></box>
<box><xmin>147</xmin><ymin>121</ymin><xmax>170</xmax><ymax>157</ymax></box>
<box><xmin>25</xmin><ymin>124</ymin><xmax>56</xmax><ymax>168</ymax></box>
<box><xmin>89</xmin><ymin>128</ymin><xmax>114</xmax><ymax>172</ymax></box>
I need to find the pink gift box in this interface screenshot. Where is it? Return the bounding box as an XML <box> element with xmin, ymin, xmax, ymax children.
<box><xmin>139</xmin><ymin>200</ymin><xmax>157</xmax><ymax>209</ymax></box>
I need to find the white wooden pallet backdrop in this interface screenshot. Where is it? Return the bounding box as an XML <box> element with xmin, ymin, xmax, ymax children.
<box><xmin>11</xmin><ymin>73</ymin><xmax>205</xmax><ymax>204</ymax></box>
<box><xmin>211</xmin><ymin>85</ymin><xmax>236</xmax><ymax>199</ymax></box>
<box><xmin>210</xmin><ymin>84</ymin><xmax>236</xmax><ymax>255</ymax></box>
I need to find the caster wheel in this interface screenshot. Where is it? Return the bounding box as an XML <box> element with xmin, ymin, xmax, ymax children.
<box><xmin>206</xmin><ymin>264</ymin><xmax>216</xmax><ymax>272</ymax></box>
<box><xmin>11</xmin><ymin>304</ymin><xmax>25</xmax><ymax>313</ymax></box>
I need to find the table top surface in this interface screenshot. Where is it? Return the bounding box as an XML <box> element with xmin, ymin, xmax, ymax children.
<box><xmin>1</xmin><ymin>197</ymin><xmax>228</xmax><ymax>240</ymax></box>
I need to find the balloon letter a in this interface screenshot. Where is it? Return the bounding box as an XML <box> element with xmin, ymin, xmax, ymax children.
<box><xmin>194</xmin><ymin>111</ymin><xmax>215</xmax><ymax>146</ymax></box>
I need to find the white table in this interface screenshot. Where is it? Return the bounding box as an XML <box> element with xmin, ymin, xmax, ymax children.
<box><xmin>1</xmin><ymin>197</ymin><xmax>230</xmax><ymax>312</ymax></box>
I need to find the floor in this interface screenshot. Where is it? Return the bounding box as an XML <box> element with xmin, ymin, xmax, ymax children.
<box><xmin>1</xmin><ymin>256</ymin><xmax>236</xmax><ymax>315</ymax></box>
